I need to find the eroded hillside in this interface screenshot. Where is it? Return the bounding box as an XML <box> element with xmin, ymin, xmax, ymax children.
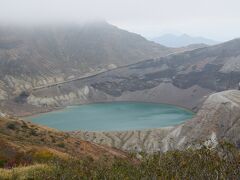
<box><xmin>14</xmin><ymin>38</ymin><xmax>240</xmax><ymax>117</ymax></box>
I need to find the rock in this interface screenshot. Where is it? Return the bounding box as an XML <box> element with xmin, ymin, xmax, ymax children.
<box><xmin>0</xmin><ymin>89</ymin><xmax>7</xmax><ymax>100</ymax></box>
<box><xmin>108</xmin><ymin>64</ymin><xmax>117</xmax><ymax>69</ymax></box>
<box><xmin>0</xmin><ymin>112</ymin><xmax>6</xmax><ymax>117</ymax></box>
<box><xmin>136</xmin><ymin>153</ymin><xmax>143</xmax><ymax>160</ymax></box>
<box><xmin>83</xmin><ymin>86</ymin><xmax>89</xmax><ymax>96</ymax></box>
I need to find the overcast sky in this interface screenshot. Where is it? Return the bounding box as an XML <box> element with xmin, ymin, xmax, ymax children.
<box><xmin>1</xmin><ymin>0</ymin><xmax>240</xmax><ymax>41</ymax></box>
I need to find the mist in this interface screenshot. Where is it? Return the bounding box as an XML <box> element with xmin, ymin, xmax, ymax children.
<box><xmin>1</xmin><ymin>0</ymin><xmax>240</xmax><ymax>41</ymax></box>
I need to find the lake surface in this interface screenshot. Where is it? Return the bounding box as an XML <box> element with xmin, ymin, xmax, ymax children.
<box><xmin>29</xmin><ymin>102</ymin><xmax>194</xmax><ymax>131</ymax></box>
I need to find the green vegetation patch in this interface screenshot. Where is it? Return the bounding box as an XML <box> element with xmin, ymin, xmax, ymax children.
<box><xmin>0</xmin><ymin>142</ymin><xmax>239</xmax><ymax>179</ymax></box>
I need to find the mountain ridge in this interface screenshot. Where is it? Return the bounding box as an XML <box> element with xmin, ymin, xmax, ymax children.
<box><xmin>0</xmin><ymin>21</ymin><xmax>173</xmax><ymax>98</ymax></box>
<box><xmin>152</xmin><ymin>33</ymin><xmax>219</xmax><ymax>47</ymax></box>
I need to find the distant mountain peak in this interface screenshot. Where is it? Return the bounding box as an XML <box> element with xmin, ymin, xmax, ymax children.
<box><xmin>151</xmin><ymin>33</ymin><xmax>219</xmax><ymax>48</ymax></box>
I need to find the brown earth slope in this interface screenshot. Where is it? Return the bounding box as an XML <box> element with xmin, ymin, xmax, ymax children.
<box><xmin>0</xmin><ymin>116</ymin><xmax>128</xmax><ymax>166</ymax></box>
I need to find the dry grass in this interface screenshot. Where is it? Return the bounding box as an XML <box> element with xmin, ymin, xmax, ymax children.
<box><xmin>0</xmin><ymin>164</ymin><xmax>52</xmax><ymax>180</ymax></box>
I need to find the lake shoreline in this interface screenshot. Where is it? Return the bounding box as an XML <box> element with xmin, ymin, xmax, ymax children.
<box><xmin>25</xmin><ymin>102</ymin><xmax>194</xmax><ymax>132</ymax></box>
<box><xmin>21</xmin><ymin>100</ymin><xmax>196</xmax><ymax>119</ymax></box>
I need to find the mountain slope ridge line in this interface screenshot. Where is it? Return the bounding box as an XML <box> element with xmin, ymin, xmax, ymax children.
<box><xmin>31</xmin><ymin>48</ymin><xmax>196</xmax><ymax>91</ymax></box>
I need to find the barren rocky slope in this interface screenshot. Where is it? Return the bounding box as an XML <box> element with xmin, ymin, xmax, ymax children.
<box><xmin>72</xmin><ymin>90</ymin><xmax>240</xmax><ymax>152</ymax></box>
<box><xmin>12</xmin><ymin>38</ymin><xmax>240</xmax><ymax>116</ymax></box>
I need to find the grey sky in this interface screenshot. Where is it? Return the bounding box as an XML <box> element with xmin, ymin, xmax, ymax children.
<box><xmin>0</xmin><ymin>0</ymin><xmax>240</xmax><ymax>41</ymax></box>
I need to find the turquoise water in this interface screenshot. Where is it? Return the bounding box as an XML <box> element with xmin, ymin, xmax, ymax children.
<box><xmin>28</xmin><ymin>102</ymin><xmax>194</xmax><ymax>131</ymax></box>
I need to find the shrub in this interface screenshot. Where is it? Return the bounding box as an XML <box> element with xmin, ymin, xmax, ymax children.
<box><xmin>32</xmin><ymin>150</ymin><xmax>55</xmax><ymax>162</ymax></box>
<box><xmin>0</xmin><ymin>159</ymin><xmax>7</xmax><ymax>168</ymax></box>
<box><xmin>57</xmin><ymin>142</ymin><xmax>65</xmax><ymax>148</ymax></box>
<box><xmin>29</xmin><ymin>129</ymin><xmax>38</xmax><ymax>136</ymax></box>
<box><xmin>14</xmin><ymin>91</ymin><xmax>30</xmax><ymax>103</ymax></box>
<box><xmin>6</xmin><ymin>123</ymin><xmax>16</xmax><ymax>130</ymax></box>
<box><xmin>0</xmin><ymin>142</ymin><xmax>239</xmax><ymax>179</ymax></box>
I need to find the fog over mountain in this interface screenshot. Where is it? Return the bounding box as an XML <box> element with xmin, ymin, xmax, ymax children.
<box><xmin>0</xmin><ymin>21</ymin><xmax>176</xmax><ymax>106</ymax></box>
<box><xmin>1</xmin><ymin>0</ymin><xmax>240</xmax><ymax>41</ymax></box>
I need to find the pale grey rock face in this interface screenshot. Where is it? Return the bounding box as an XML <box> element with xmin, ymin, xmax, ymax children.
<box><xmin>180</xmin><ymin>90</ymin><xmax>240</xmax><ymax>144</ymax></box>
<box><xmin>71</xmin><ymin>127</ymin><xmax>172</xmax><ymax>153</ymax></box>
<box><xmin>0</xmin><ymin>89</ymin><xmax>7</xmax><ymax>100</ymax></box>
<box><xmin>153</xmin><ymin>90</ymin><xmax>240</xmax><ymax>152</ymax></box>
<box><xmin>0</xmin><ymin>111</ymin><xmax>6</xmax><ymax>117</ymax></box>
<box><xmin>27</xmin><ymin>85</ymin><xmax>91</xmax><ymax>107</ymax></box>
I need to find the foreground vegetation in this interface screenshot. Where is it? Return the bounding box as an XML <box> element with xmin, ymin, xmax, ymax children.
<box><xmin>0</xmin><ymin>142</ymin><xmax>239</xmax><ymax>179</ymax></box>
